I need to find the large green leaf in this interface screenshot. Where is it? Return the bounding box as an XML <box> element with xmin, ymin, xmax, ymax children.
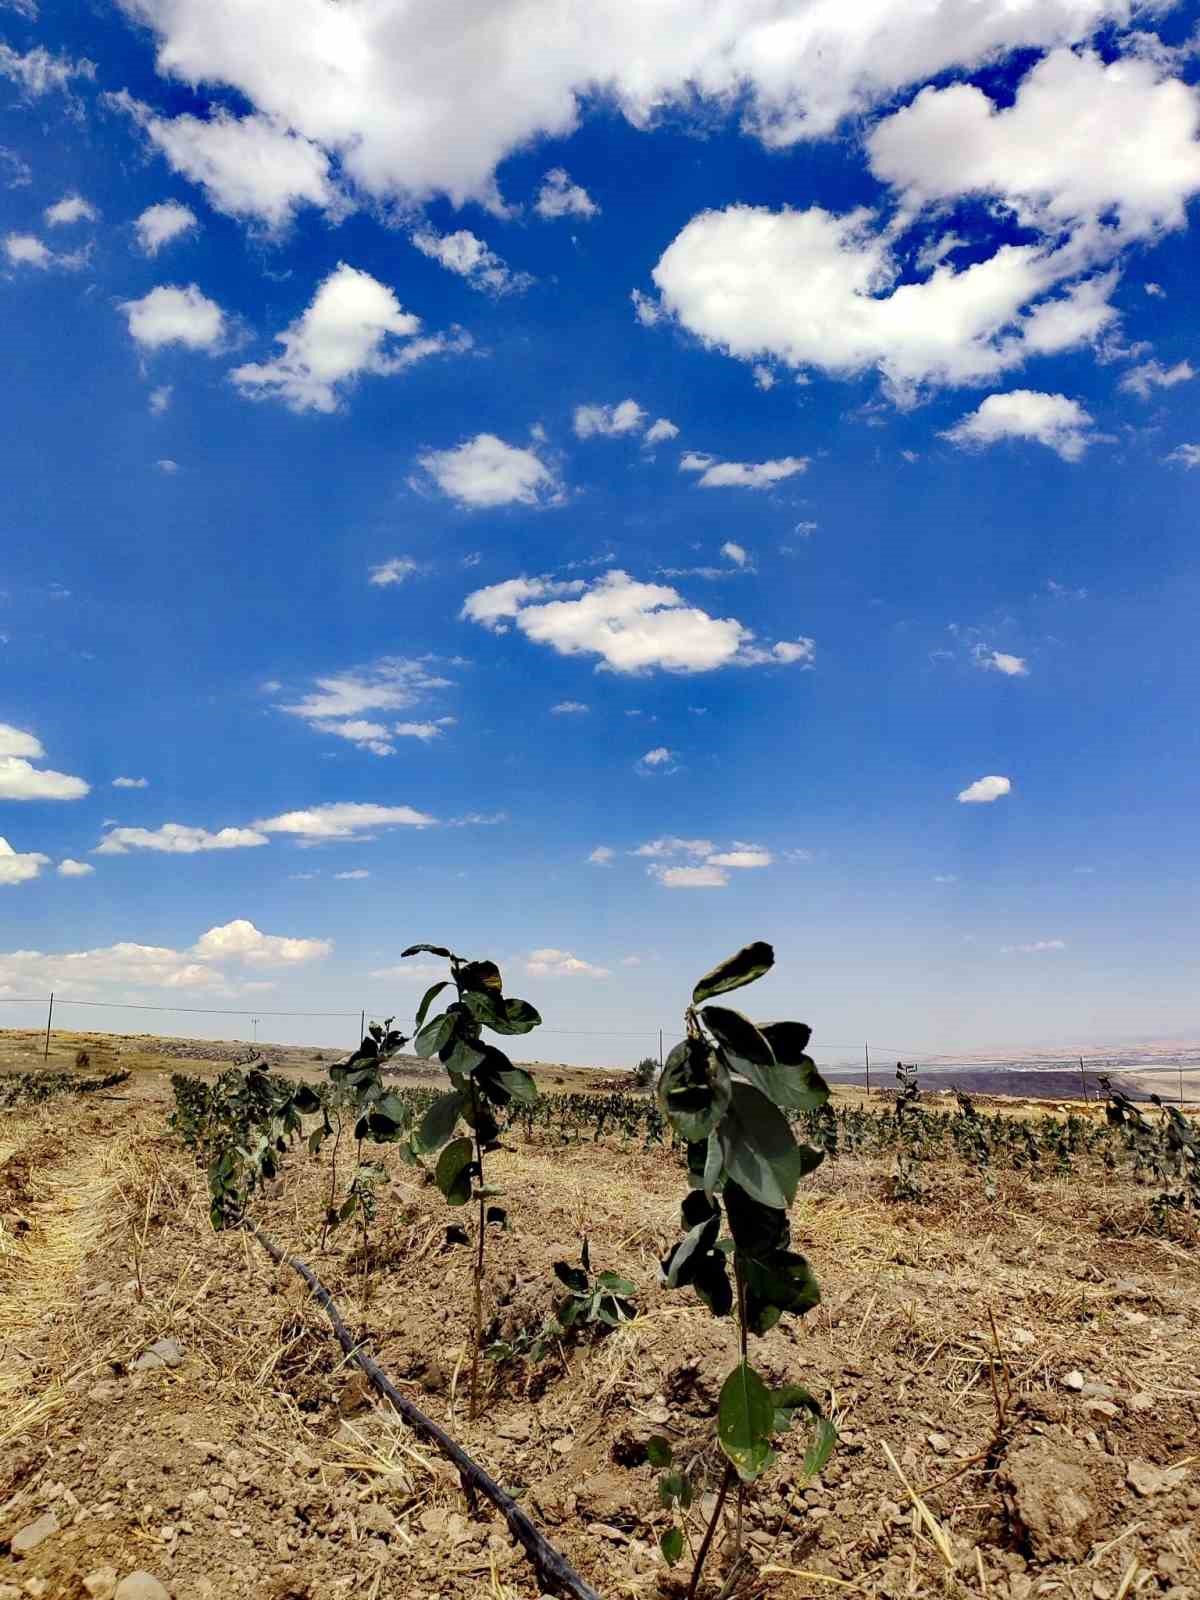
<box><xmin>402</xmin><ymin>943</ymin><xmax>454</xmax><ymax>959</ymax></box>
<box><xmin>741</xmin><ymin>1249</ymin><xmax>821</xmax><ymax>1334</ymax></box>
<box><xmin>701</xmin><ymin>1005</ymin><xmax>774</xmax><ymax>1067</ymax></box>
<box><xmin>461</xmin><ymin>990</ymin><xmax>542</xmax><ymax>1036</ymax></box>
<box><xmin>662</xmin><ymin>1210</ymin><xmax>721</xmax><ymax>1289</ymax></box>
<box><xmin>692</xmin><ymin>942</ymin><xmax>774</xmax><ymax>1006</ymax></box>
<box><xmin>723</xmin><ymin>1179</ymin><xmax>788</xmax><ymax>1255</ymax></box>
<box><xmin>759</xmin><ymin>1022</ymin><xmax>829</xmax><ymax>1112</ymax></box>
<box><xmin>802</xmin><ymin>1418</ymin><xmax>838</xmax><ymax>1479</ymax></box>
<box><xmin>434</xmin><ymin>1137</ymin><xmax>476</xmax><ymax>1206</ymax></box>
<box><xmin>413</xmin><ymin>1088</ymin><xmax>465</xmax><ymax>1154</ymax></box>
<box><xmin>442</xmin><ymin>1034</ymin><xmax>486</xmax><ymax>1077</ymax></box>
<box><xmin>415</xmin><ymin>1011</ymin><xmax>457</xmax><ymax>1059</ymax></box>
<box><xmin>718</xmin><ymin>1361</ymin><xmax>777</xmax><ymax>1482</ymax></box>
<box><xmin>659</xmin><ymin>1526</ymin><xmax>684</xmax><ymax>1566</ymax></box>
<box><xmin>458</xmin><ymin>959</ymin><xmax>503</xmax><ymax>993</ymax></box>
<box><xmin>475</xmin><ymin>1049</ymin><xmax>538</xmax><ymax>1107</ymax></box>
<box><xmin>291</xmin><ymin>1084</ymin><xmax>321</xmax><ymax>1115</ymax></box>
<box><xmin>658</xmin><ymin>1040</ymin><xmax>732</xmax><ymax>1144</ymax></box>
<box><xmin>719</xmin><ymin>1082</ymin><xmax>814</xmax><ymax>1209</ymax></box>
<box><xmin>415</xmin><ymin>981</ymin><xmax>450</xmax><ymax>1030</ymax></box>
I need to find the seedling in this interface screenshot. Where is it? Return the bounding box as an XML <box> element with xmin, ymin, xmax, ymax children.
<box><xmin>317</xmin><ymin>1017</ymin><xmax>413</xmax><ymax>1253</ymax></box>
<box><xmin>402</xmin><ymin>943</ymin><xmax>541</xmax><ymax>1417</ymax></box>
<box><xmin>553</xmin><ymin>1238</ymin><xmax>637</xmax><ymax>1330</ymax></box>
<box><xmin>656</xmin><ymin>940</ymin><xmax>836</xmax><ymax>1597</ymax></box>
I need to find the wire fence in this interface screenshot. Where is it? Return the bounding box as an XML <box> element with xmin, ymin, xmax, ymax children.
<box><xmin>1</xmin><ymin>990</ymin><xmax>1197</xmax><ymax>1103</ymax></box>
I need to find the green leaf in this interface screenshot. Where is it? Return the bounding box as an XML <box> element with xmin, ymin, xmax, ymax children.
<box><xmin>658</xmin><ymin>1040</ymin><xmax>732</xmax><ymax>1144</ymax></box>
<box><xmin>442</xmin><ymin>1034</ymin><xmax>486</xmax><ymax>1077</ymax></box>
<box><xmin>662</xmin><ymin>1210</ymin><xmax>721</xmax><ymax>1289</ymax></box>
<box><xmin>741</xmin><ymin>1249</ymin><xmax>821</xmax><ymax>1335</ymax></box>
<box><xmin>802</xmin><ymin>1419</ymin><xmax>838</xmax><ymax>1479</ymax></box>
<box><xmin>724</xmin><ymin>1180</ymin><xmax>788</xmax><ymax>1255</ymax></box>
<box><xmin>659</xmin><ymin>1526</ymin><xmax>684</xmax><ymax>1566</ymax></box>
<box><xmin>401</xmin><ymin>943</ymin><xmax>453</xmax><ymax>959</ymax></box>
<box><xmin>718</xmin><ymin>1361</ymin><xmax>777</xmax><ymax>1482</ymax></box>
<box><xmin>659</xmin><ymin>1470</ymin><xmax>692</xmax><ymax>1510</ymax></box>
<box><xmin>595</xmin><ymin>1271</ymin><xmax>637</xmax><ymax>1296</ymax></box>
<box><xmin>646</xmin><ymin>1436</ymin><xmax>673</xmax><ymax>1469</ymax></box>
<box><xmin>291</xmin><ymin>1084</ymin><xmax>321</xmax><ymax>1115</ymax></box>
<box><xmin>691</xmin><ymin>1250</ymin><xmax>734</xmax><ymax>1317</ymax></box>
<box><xmin>692</xmin><ymin>942</ymin><xmax>774</xmax><ymax>1006</ymax></box>
<box><xmin>458</xmin><ymin>959</ymin><xmax>503</xmax><ymax>993</ymax></box>
<box><xmin>413</xmin><ymin>1089</ymin><xmax>466</xmax><ymax>1154</ymax></box>
<box><xmin>553</xmin><ymin>1260</ymin><xmax>589</xmax><ymax>1294</ymax></box>
<box><xmin>701</xmin><ymin>1005</ymin><xmax>774</xmax><ymax>1068</ymax></box>
<box><xmin>461</xmin><ymin>990</ymin><xmax>542</xmax><ymax>1036</ymax></box>
<box><xmin>415</xmin><ymin>981</ymin><xmax>451</xmax><ymax>1030</ymax></box>
<box><xmin>475</xmin><ymin>1050</ymin><xmax>539</xmax><ymax>1107</ymax></box>
<box><xmin>770</xmin><ymin>1384</ymin><xmax>821</xmax><ymax>1432</ymax></box>
<box><xmin>759</xmin><ymin>1022</ymin><xmax>829</xmax><ymax>1112</ymax></box>
<box><xmin>434</xmin><ymin>1137</ymin><xmax>476</xmax><ymax>1206</ymax></box>
<box><xmin>415</xmin><ymin>1011</ymin><xmax>457</xmax><ymax>1059</ymax></box>
<box><xmin>719</xmin><ymin>1082</ymin><xmax>814</xmax><ymax>1210</ymax></box>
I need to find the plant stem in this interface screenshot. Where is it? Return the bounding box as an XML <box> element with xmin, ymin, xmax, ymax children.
<box><xmin>468</xmin><ymin>1074</ymin><xmax>487</xmax><ymax>1421</ymax></box>
<box><xmin>686</xmin><ymin>1463</ymin><xmax>735</xmax><ymax>1600</ymax></box>
<box><xmin>320</xmin><ymin>1113</ymin><xmax>342</xmax><ymax>1251</ymax></box>
<box><xmin>732</xmin><ymin>1258</ymin><xmax>749</xmax><ymax>1558</ymax></box>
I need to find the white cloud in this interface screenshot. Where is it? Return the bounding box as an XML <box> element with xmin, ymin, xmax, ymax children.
<box><xmin>149</xmin><ymin>384</ymin><xmax>173</xmax><ymax>414</ymax></box>
<box><xmin>411</xmin><ymin>227</ymin><xmax>531</xmax><ymax>295</ymax></box>
<box><xmin>942</xmin><ymin>391</ymin><xmax>1095</xmax><ymax>461</ymax></box>
<box><xmin>588</xmin><ymin>845</ymin><xmax>615</xmax><ymax>865</ymax></box>
<box><xmin>156</xmin><ymin>458</ymin><xmax>180</xmax><ymax>475</ymax></box>
<box><xmin>958</xmin><ymin>775</ymin><xmax>1012</xmax><ymax>804</ymax></box>
<box><xmin>1001</xmin><ymin>938</ymin><xmax>1066</xmax><ymax>954</ymax></box>
<box><xmin>525</xmin><ymin>948</ymin><xmax>610</xmax><ymax>979</ymax></box>
<box><xmin>722</xmin><ymin>541</ymin><xmax>749</xmax><ymax>567</ymax></box>
<box><xmin>393</xmin><ymin>721</ymin><xmax>446</xmax><ymax>741</ymax></box>
<box><xmin>134</xmin><ymin>200</ymin><xmax>199</xmax><ymax>255</ymax></box>
<box><xmin>649</xmin><ymin>863</ymin><xmax>729</xmax><ymax>889</ymax></box>
<box><xmin>1120</xmin><ymin>359</ymin><xmax>1194</xmax><ymax>400</ymax></box>
<box><xmin>57</xmin><ymin>858</ymin><xmax>94</xmax><ymax>877</ymax></box>
<box><xmin>0</xmin><ymin>43</ymin><xmax>94</xmax><ymax>99</ymax></box>
<box><xmin>112</xmin><ymin>775</ymin><xmax>149</xmax><ymax>788</ymax></box>
<box><xmin>653</xmin><ymin>204</ymin><xmax>1117</xmax><ymax>399</ymax></box>
<box><xmin>632</xmin><ymin>837</ymin><xmax>714</xmax><ymax>858</ymax></box>
<box><xmin>868</xmin><ymin>49</ymin><xmax>1200</xmax><ymax>244</ymax></box>
<box><xmin>232</xmin><ymin>263</ymin><xmax>463</xmax><ymax>413</ymax></box>
<box><xmin>0</xmin><ymin>724</ymin><xmax>45</xmax><ymax>760</ymax></box>
<box><xmin>279</xmin><ymin>657</ymin><xmax>451</xmax><ymax>753</ymax></box>
<box><xmin>741</xmin><ymin>638</ymin><xmax>817</xmax><ymax>667</ymax></box>
<box><xmin>535</xmin><ymin>168</ymin><xmax>598</xmax><ymax>220</ymax></box>
<box><xmin>552</xmin><ymin>700</ymin><xmax>590</xmax><ymax>714</ymax></box>
<box><xmin>974</xmin><ymin>647</ymin><xmax>1029</xmax><ymax>677</ymax></box>
<box><xmin>333</xmin><ymin>868</ymin><xmax>370</xmax><ymax>880</ymax></box>
<box><xmin>44</xmin><ymin>194</ymin><xmax>96</xmax><ymax>226</ymax></box>
<box><xmin>631</xmin><ymin>289</ymin><xmax>660</xmax><ymax>327</ymax></box>
<box><xmin>933</xmin><ymin>873</ymin><xmax>958</xmax><ymax>884</ymax></box>
<box><xmin>753</xmin><ymin>364</ymin><xmax>776</xmax><ymax>390</ymax></box>
<box><xmin>0</xmin><ymin>752</ymin><xmax>89</xmax><ymax>801</ymax></box>
<box><xmin>1165</xmin><ymin>443</ymin><xmax>1200</xmax><ymax>468</ymax></box>
<box><xmin>680</xmin><ymin>450</ymin><xmax>808</xmax><ymax>489</ymax></box>
<box><xmin>461</xmin><ymin>568</ymin><xmax>812</xmax><ymax>675</ymax></box>
<box><xmin>574</xmin><ymin>399</ymin><xmax>646</xmax><ymax>438</ymax></box>
<box><xmin>368</xmin><ymin>556</ymin><xmax>419</xmax><ymax>587</ymax></box>
<box><xmin>120</xmin><ymin>284</ymin><xmax>226</xmax><ymax>352</ymax></box>
<box><xmin>1144</xmin><ymin>281</ymin><xmax>1165</xmax><ymax>298</ymax></box>
<box><xmin>254</xmin><ymin>801</ymin><xmax>436</xmax><ymax>841</ymax></box>
<box><xmin>706</xmin><ymin>844</ymin><xmax>772</xmax><ymax>868</ymax></box>
<box><xmin>418</xmin><ymin>433</ymin><xmax>561</xmax><ymax>508</ymax></box>
<box><xmin>0</xmin><ymin>837</ymin><xmax>49</xmax><ymax>886</ymax></box>
<box><xmin>103</xmin><ymin>0</ymin><xmax>1140</xmax><ymax>209</ymax></box>
<box><xmin>636</xmin><ymin>746</ymin><xmax>678</xmax><ymax>775</ymax></box>
<box><xmin>95</xmin><ymin>823</ymin><xmax>269</xmax><ymax>854</ymax></box>
<box><xmin>644</xmin><ymin>418</ymin><xmax>679</xmax><ymax>445</ymax></box>
<box><xmin>129</xmin><ymin>103</ymin><xmax>337</xmax><ymax>230</ymax></box>
<box><xmin>3</xmin><ymin>233</ymin><xmax>87</xmax><ymax>271</ymax></box>
<box><xmin>191</xmin><ymin>918</ymin><xmax>331</xmax><ymax>964</ymax></box>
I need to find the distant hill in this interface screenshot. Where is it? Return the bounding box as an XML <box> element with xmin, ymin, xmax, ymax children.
<box><xmin>824</xmin><ymin>1067</ymin><xmax>1149</xmax><ymax>1102</ymax></box>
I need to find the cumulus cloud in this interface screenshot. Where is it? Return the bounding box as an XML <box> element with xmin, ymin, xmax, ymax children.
<box><xmin>588</xmin><ymin>845</ymin><xmax>615</xmax><ymax>864</ymax></box>
<box><xmin>552</xmin><ymin>701</ymin><xmax>589</xmax><ymax>715</ymax></box>
<box><xmin>0</xmin><ymin>727</ymin><xmax>89</xmax><ymax>801</ymax></box>
<box><xmin>418</xmin><ymin>433</ymin><xmax>561</xmax><ymax>508</ymax></box>
<box><xmin>232</xmin><ymin>263</ymin><xmax>465</xmax><ymax>413</ymax></box>
<box><xmin>3</xmin><ymin>232</ymin><xmax>87</xmax><ymax>271</ymax></box>
<box><xmin>134</xmin><ymin>200</ymin><xmax>199</xmax><ymax>255</ymax></box>
<box><xmin>636</xmin><ymin>746</ymin><xmax>678</xmax><ymax>775</ymax></box>
<box><xmin>574</xmin><ymin>399</ymin><xmax>646</xmax><ymax>438</ymax></box>
<box><xmin>1165</xmin><ymin>443</ymin><xmax>1200</xmax><ymax>468</ymax></box>
<box><xmin>974</xmin><ymin>647</ymin><xmax>1029</xmax><ymax>677</ymax></box>
<box><xmin>253</xmin><ymin>802</ymin><xmax>436</xmax><ymax>842</ymax></box>
<box><xmin>1120</xmin><ymin>359</ymin><xmax>1194</xmax><ymax>400</ymax></box>
<box><xmin>644</xmin><ymin>418</ymin><xmax>679</xmax><ymax>445</ymax></box>
<box><xmin>278</xmin><ymin>658</ymin><xmax>451</xmax><ymax>754</ymax></box>
<box><xmin>722</xmin><ymin>541</ymin><xmax>749</xmax><ymax>568</ymax></box>
<box><xmin>534</xmin><ymin>168</ymin><xmax>598</xmax><ymax>220</ymax></box>
<box><xmin>411</xmin><ymin>227</ymin><xmax>531</xmax><ymax>295</ymax></box>
<box><xmin>191</xmin><ymin>918</ymin><xmax>331</xmax><ymax>964</ymax></box>
<box><xmin>649</xmin><ymin>863</ymin><xmax>729</xmax><ymax>888</ymax></box>
<box><xmin>632</xmin><ymin>838</ymin><xmax>714</xmax><ymax>859</ymax></box>
<box><xmin>461</xmin><ymin>568</ymin><xmax>813</xmax><ymax>675</ymax></box>
<box><xmin>368</xmin><ymin>556</ymin><xmax>420</xmax><ymax>587</ymax></box>
<box><xmin>149</xmin><ymin>385</ymin><xmax>173</xmax><ymax>415</ymax></box>
<box><xmin>120</xmin><ymin>284</ymin><xmax>226</xmax><ymax>351</ymax></box>
<box><xmin>958</xmin><ymin>775</ymin><xmax>1012</xmax><ymax>804</ymax></box>
<box><xmin>681</xmin><ymin>451</ymin><xmax>808</xmax><ymax>489</ymax></box>
<box><xmin>942</xmin><ymin>391</ymin><xmax>1095</xmax><ymax>461</ymax></box>
<box><xmin>635</xmin><ymin>836</ymin><xmax>771</xmax><ymax>883</ymax></box>
<box><xmin>525</xmin><ymin>947</ymin><xmax>610</xmax><ymax>979</ymax></box>
<box><xmin>0</xmin><ymin>837</ymin><xmax>50</xmax><ymax>886</ymax></box>
<box><xmin>57</xmin><ymin>859</ymin><xmax>95</xmax><ymax>877</ymax></box>
<box><xmin>706</xmin><ymin>844</ymin><xmax>772</xmax><ymax>868</ymax></box>
<box><xmin>112</xmin><ymin>776</ymin><xmax>149</xmax><ymax>788</ymax></box>
<box><xmin>101</xmin><ymin>0</ymin><xmax>1140</xmax><ymax>208</ymax></box>
<box><xmin>95</xmin><ymin>823</ymin><xmax>269</xmax><ymax>854</ymax></box>
<box><xmin>0</xmin><ymin>724</ymin><xmax>46</xmax><ymax>760</ymax></box>
<box><xmin>0</xmin><ymin>43</ymin><xmax>94</xmax><ymax>100</ymax></box>
<box><xmin>44</xmin><ymin>194</ymin><xmax>96</xmax><ymax>226</ymax></box>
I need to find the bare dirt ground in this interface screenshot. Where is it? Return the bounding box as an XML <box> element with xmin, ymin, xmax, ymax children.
<box><xmin>1</xmin><ymin>1048</ymin><xmax>1197</xmax><ymax>1600</ymax></box>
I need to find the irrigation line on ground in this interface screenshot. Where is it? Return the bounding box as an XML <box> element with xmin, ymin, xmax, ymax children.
<box><xmin>243</xmin><ymin>1219</ymin><xmax>604</xmax><ymax>1600</ymax></box>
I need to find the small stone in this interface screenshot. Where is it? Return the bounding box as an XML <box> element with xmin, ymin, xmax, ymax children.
<box><xmin>1080</xmin><ymin>1382</ymin><xmax>1115</xmax><ymax>1400</ymax></box>
<box><xmin>1011</xmin><ymin>1328</ymin><xmax>1036</xmax><ymax>1346</ymax></box>
<box><xmin>927</xmin><ymin>1433</ymin><xmax>952</xmax><ymax>1455</ymax></box>
<box><xmin>1128</xmin><ymin>1392</ymin><xmax>1154</xmax><ymax>1412</ymax></box>
<box><xmin>83</xmin><ymin>1571</ymin><xmax>118</xmax><ymax>1600</ymax></box>
<box><xmin>114</xmin><ymin>1576</ymin><xmax>171</xmax><ymax>1600</ymax></box>
<box><xmin>1126</xmin><ymin>1460</ymin><xmax>1188</xmax><ymax>1498</ymax></box>
<box><xmin>1062</xmin><ymin>1370</ymin><xmax>1085</xmax><ymax>1391</ymax></box>
<box><xmin>496</xmin><ymin>1415</ymin><xmax>531</xmax><ymax>1443</ymax></box>
<box><xmin>11</xmin><ymin>1512</ymin><xmax>59</xmax><ymax>1555</ymax></box>
<box><xmin>551</xmin><ymin>1436</ymin><xmax>574</xmax><ymax>1455</ymax></box>
<box><xmin>0</xmin><ymin>1586</ymin><xmax>21</xmax><ymax>1600</ymax></box>
<box><xmin>359</xmin><ymin>1505</ymin><xmax>394</xmax><ymax>1537</ymax></box>
<box><xmin>1085</xmin><ymin>1400</ymin><xmax>1119</xmax><ymax>1419</ymax></box>
<box><xmin>130</xmin><ymin>1339</ymin><xmax>184</xmax><ymax>1373</ymax></box>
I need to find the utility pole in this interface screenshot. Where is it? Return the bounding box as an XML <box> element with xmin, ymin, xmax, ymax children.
<box><xmin>1078</xmin><ymin>1057</ymin><xmax>1088</xmax><ymax>1103</ymax></box>
<box><xmin>359</xmin><ymin>1008</ymin><xmax>365</xmax><ymax>1047</ymax></box>
<box><xmin>1179</xmin><ymin>1062</ymin><xmax>1185</xmax><ymax>1108</ymax></box>
<box><xmin>864</xmin><ymin>1042</ymin><xmax>871</xmax><ymax>1099</ymax></box>
<box><xmin>43</xmin><ymin>991</ymin><xmax>54</xmax><ymax>1060</ymax></box>
<box><xmin>252</xmin><ymin>1017</ymin><xmax>259</xmax><ymax>1045</ymax></box>
<box><xmin>658</xmin><ymin>1028</ymin><xmax>664</xmax><ymax>1071</ymax></box>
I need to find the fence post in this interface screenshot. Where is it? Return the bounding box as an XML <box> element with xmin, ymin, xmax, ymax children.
<box><xmin>864</xmin><ymin>1042</ymin><xmax>870</xmax><ymax>1099</ymax></box>
<box><xmin>43</xmin><ymin>991</ymin><xmax>54</xmax><ymax>1060</ymax></box>
<box><xmin>359</xmin><ymin>1008</ymin><xmax>365</xmax><ymax>1047</ymax></box>
<box><xmin>1078</xmin><ymin>1057</ymin><xmax>1088</xmax><ymax>1103</ymax></box>
<box><xmin>1180</xmin><ymin>1063</ymin><xmax>1185</xmax><ymax>1108</ymax></box>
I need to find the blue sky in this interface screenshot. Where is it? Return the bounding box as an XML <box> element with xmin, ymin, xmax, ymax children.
<box><xmin>2</xmin><ymin>0</ymin><xmax>1199</xmax><ymax>1065</ymax></box>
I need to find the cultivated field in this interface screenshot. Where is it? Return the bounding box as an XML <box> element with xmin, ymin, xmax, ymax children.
<box><xmin>1</xmin><ymin>1032</ymin><xmax>1197</xmax><ymax>1600</ymax></box>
